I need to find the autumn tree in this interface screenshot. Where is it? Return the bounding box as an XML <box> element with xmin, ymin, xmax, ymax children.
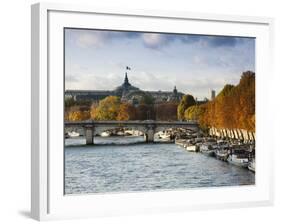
<box><xmin>91</xmin><ymin>96</ymin><xmax>121</xmax><ymax>120</ymax></box>
<box><xmin>65</xmin><ymin>105</ymin><xmax>91</xmax><ymax>121</ymax></box>
<box><xmin>214</xmin><ymin>84</ymin><xmax>235</xmax><ymax>129</ymax></box>
<box><xmin>90</xmin><ymin>102</ymin><xmax>98</xmax><ymax>120</ymax></box>
<box><xmin>177</xmin><ymin>94</ymin><xmax>196</xmax><ymax>120</ymax></box>
<box><xmin>117</xmin><ymin>103</ymin><xmax>137</xmax><ymax>121</ymax></box>
<box><xmin>196</xmin><ymin>71</ymin><xmax>255</xmax><ymax>132</ymax></box>
<box><xmin>184</xmin><ymin>105</ymin><xmax>204</xmax><ymax>121</ymax></box>
<box><xmin>155</xmin><ymin>102</ymin><xmax>178</xmax><ymax>121</ymax></box>
<box><xmin>233</xmin><ymin>71</ymin><xmax>255</xmax><ymax>131</ymax></box>
<box><xmin>67</xmin><ymin>110</ymin><xmax>90</xmax><ymax>121</ymax></box>
<box><xmin>135</xmin><ymin>104</ymin><xmax>155</xmax><ymax>120</ymax></box>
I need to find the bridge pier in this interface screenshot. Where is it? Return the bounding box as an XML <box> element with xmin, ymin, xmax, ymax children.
<box><xmin>144</xmin><ymin>125</ymin><xmax>155</xmax><ymax>143</ymax></box>
<box><xmin>85</xmin><ymin>125</ymin><xmax>94</xmax><ymax>145</ymax></box>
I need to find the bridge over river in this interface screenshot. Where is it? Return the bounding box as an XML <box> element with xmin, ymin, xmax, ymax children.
<box><xmin>65</xmin><ymin>120</ymin><xmax>199</xmax><ymax>144</ymax></box>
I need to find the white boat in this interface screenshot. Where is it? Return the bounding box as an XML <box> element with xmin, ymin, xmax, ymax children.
<box><xmin>214</xmin><ymin>144</ymin><xmax>230</xmax><ymax>161</ymax></box>
<box><xmin>194</xmin><ymin>137</ymin><xmax>204</xmax><ymax>143</ymax></box>
<box><xmin>117</xmin><ymin>131</ymin><xmax>124</xmax><ymax>136</ymax></box>
<box><xmin>184</xmin><ymin>144</ymin><xmax>198</xmax><ymax>152</ymax></box>
<box><xmin>200</xmin><ymin>143</ymin><xmax>215</xmax><ymax>156</ymax></box>
<box><xmin>132</xmin><ymin>130</ymin><xmax>143</xmax><ymax>136</ymax></box>
<box><xmin>101</xmin><ymin>131</ymin><xmax>110</xmax><ymax>137</ymax></box>
<box><xmin>175</xmin><ymin>139</ymin><xmax>187</xmax><ymax>147</ymax></box>
<box><xmin>68</xmin><ymin>131</ymin><xmax>80</xmax><ymax>137</ymax></box>
<box><xmin>124</xmin><ymin>130</ymin><xmax>133</xmax><ymax>136</ymax></box>
<box><xmin>248</xmin><ymin>159</ymin><xmax>255</xmax><ymax>172</ymax></box>
<box><xmin>159</xmin><ymin>132</ymin><xmax>171</xmax><ymax>140</ymax></box>
<box><xmin>227</xmin><ymin>152</ymin><xmax>249</xmax><ymax>168</ymax></box>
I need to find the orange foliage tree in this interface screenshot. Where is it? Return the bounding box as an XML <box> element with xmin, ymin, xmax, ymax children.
<box><xmin>155</xmin><ymin>102</ymin><xmax>178</xmax><ymax>121</ymax></box>
<box><xmin>197</xmin><ymin>71</ymin><xmax>255</xmax><ymax>132</ymax></box>
<box><xmin>91</xmin><ymin>96</ymin><xmax>121</xmax><ymax>120</ymax></box>
<box><xmin>117</xmin><ymin>103</ymin><xmax>137</xmax><ymax>121</ymax></box>
<box><xmin>68</xmin><ymin>110</ymin><xmax>90</xmax><ymax>121</ymax></box>
<box><xmin>135</xmin><ymin>104</ymin><xmax>155</xmax><ymax>120</ymax></box>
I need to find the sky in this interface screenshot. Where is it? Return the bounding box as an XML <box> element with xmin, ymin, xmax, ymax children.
<box><xmin>65</xmin><ymin>28</ymin><xmax>255</xmax><ymax>100</ymax></box>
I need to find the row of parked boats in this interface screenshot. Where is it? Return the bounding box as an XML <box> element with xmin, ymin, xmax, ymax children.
<box><xmin>175</xmin><ymin>137</ymin><xmax>255</xmax><ymax>172</ymax></box>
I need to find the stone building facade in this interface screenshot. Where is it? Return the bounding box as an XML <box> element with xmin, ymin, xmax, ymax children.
<box><xmin>65</xmin><ymin>73</ymin><xmax>184</xmax><ymax>105</ymax></box>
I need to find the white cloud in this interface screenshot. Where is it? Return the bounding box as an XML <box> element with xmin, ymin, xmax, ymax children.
<box><xmin>193</xmin><ymin>55</ymin><xmax>204</xmax><ymax>64</ymax></box>
<box><xmin>175</xmin><ymin>71</ymin><xmax>240</xmax><ymax>99</ymax></box>
<box><xmin>76</xmin><ymin>32</ymin><xmax>109</xmax><ymax>48</ymax></box>
<box><xmin>65</xmin><ymin>75</ymin><xmax>79</xmax><ymax>83</ymax></box>
<box><xmin>65</xmin><ymin>29</ymin><xmax>254</xmax><ymax>99</ymax></box>
<box><xmin>128</xmin><ymin>71</ymin><xmax>176</xmax><ymax>91</ymax></box>
<box><xmin>142</xmin><ymin>33</ymin><xmax>168</xmax><ymax>49</ymax></box>
<box><xmin>65</xmin><ymin>70</ymin><xmax>124</xmax><ymax>91</ymax></box>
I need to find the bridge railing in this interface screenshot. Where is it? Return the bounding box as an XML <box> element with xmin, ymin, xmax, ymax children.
<box><xmin>65</xmin><ymin>120</ymin><xmax>199</xmax><ymax>126</ymax></box>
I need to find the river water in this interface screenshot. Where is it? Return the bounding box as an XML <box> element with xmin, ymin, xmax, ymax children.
<box><xmin>65</xmin><ymin>136</ymin><xmax>255</xmax><ymax>194</ymax></box>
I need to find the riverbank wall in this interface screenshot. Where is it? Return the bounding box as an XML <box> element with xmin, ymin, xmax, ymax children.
<box><xmin>209</xmin><ymin>127</ymin><xmax>255</xmax><ymax>142</ymax></box>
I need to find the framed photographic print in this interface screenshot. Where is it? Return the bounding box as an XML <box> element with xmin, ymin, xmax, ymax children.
<box><xmin>31</xmin><ymin>2</ymin><xmax>274</xmax><ymax>221</ymax></box>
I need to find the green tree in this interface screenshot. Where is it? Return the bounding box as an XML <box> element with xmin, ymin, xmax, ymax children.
<box><xmin>177</xmin><ymin>94</ymin><xmax>196</xmax><ymax>120</ymax></box>
<box><xmin>140</xmin><ymin>93</ymin><xmax>154</xmax><ymax>105</ymax></box>
<box><xmin>65</xmin><ymin>97</ymin><xmax>76</xmax><ymax>108</ymax></box>
<box><xmin>184</xmin><ymin>105</ymin><xmax>204</xmax><ymax>121</ymax></box>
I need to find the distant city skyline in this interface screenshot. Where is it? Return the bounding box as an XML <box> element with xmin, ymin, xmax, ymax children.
<box><xmin>65</xmin><ymin>28</ymin><xmax>255</xmax><ymax>99</ymax></box>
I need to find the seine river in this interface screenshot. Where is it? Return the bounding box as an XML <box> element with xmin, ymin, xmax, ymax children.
<box><xmin>65</xmin><ymin>136</ymin><xmax>255</xmax><ymax>194</ymax></box>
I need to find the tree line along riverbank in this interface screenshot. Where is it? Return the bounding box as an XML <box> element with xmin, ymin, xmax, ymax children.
<box><xmin>64</xmin><ymin>71</ymin><xmax>255</xmax><ymax>140</ymax></box>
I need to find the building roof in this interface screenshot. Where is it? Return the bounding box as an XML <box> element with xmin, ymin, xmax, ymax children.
<box><xmin>65</xmin><ymin>90</ymin><xmax>112</xmax><ymax>95</ymax></box>
<box><xmin>114</xmin><ymin>72</ymin><xmax>139</xmax><ymax>96</ymax></box>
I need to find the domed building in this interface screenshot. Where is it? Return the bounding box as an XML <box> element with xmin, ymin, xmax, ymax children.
<box><xmin>114</xmin><ymin>72</ymin><xmax>139</xmax><ymax>97</ymax></box>
<box><xmin>65</xmin><ymin>72</ymin><xmax>184</xmax><ymax>104</ymax></box>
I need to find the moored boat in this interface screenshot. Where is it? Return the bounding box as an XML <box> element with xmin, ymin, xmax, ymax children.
<box><xmin>124</xmin><ymin>130</ymin><xmax>133</xmax><ymax>136</ymax></box>
<box><xmin>184</xmin><ymin>143</ymin><xmax>199</xmax><ymax>152</ymax></box>
<box><xmin>215</xmin><ymin>147</ymin><xmax>230</xmax><ymax>161</ymax></box>
<box><xmin>200</xmin><ymin>143</ymin><xmax>215</xmax><ymax>157</ymax></box>
<box><xmin>101</xmin><ymin>131</ymin><xmax>110</xmax><ymax>137</ymax></box>
<box><xmin>227</xmin><ymin>148</ymin><xmax>249</xmax><ymax>168</ymax></box>
<box><xmin>248</xmin><ymin>158</ymin><xmax>255</xmax><ymax>172</ymax></box>
<box><xmin>159</xmin><ymin>132</ymin><xmax>171</xmax><ymax>140</ymax></box>
<box><xmin>175</xmin><ymin>139</ymin><xmax>187</xmax><ymax>147</ymax></box>
<box><xmin>117</xmin><ymin>131</ymin><xmax>124</xmax><ymax>136</ymax></box>
<box><xmin>214</xmin><ymin>143</ymin><xmax>231</xmax><ymax>161</ymax></box>
<box><xmin>68</xmin><ymin>131</ymin><xmax>80</xmax><ymax>137</ymax></box>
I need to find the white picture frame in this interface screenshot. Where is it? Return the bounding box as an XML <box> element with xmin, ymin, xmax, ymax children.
<box><xmin>31</xmin><ymin>2</ymin><xmax>274</xmax><ymax>221</ymax></box>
